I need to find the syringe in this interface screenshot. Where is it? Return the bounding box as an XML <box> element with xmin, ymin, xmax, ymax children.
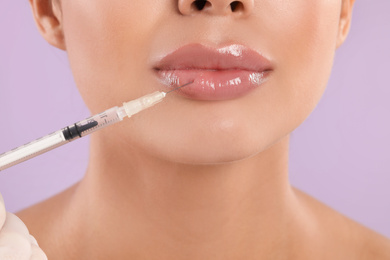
<box><xmin>0</xmin><ymin>82</ymin><xmax>192</xmax><ymax>171</ymax></box>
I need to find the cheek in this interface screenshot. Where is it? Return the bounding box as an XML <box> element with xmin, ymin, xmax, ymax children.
<box><xmin>267</xmin><ymin>1</ymin><xmax>341</xmax><ymax>121</ymax></box>
<box><xmin>61</xmin><ymin>0</ymin><xmax>167</xmax><ymax>112</ymax></box>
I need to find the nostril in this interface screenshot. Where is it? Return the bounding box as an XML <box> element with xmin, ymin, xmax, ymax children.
<box><xmin>192</xmin><ymin>0</ymin><xmax>210</xmax><ymax>11</ymax></box>
<box><xmin>189</xmin><ymin>0</ymin><xmax>246</xmax><ymax>14</ymax></box>
<box><xmin>230</xmin><ymin>1</ymin><xmax>244</xmax><ymax>12</ymax></box>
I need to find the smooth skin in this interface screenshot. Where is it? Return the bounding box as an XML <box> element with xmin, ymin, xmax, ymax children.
<box><xmin>15</xmin><ymin>0</ymin><xmax>390</xmax><ymax>259</ymax></box>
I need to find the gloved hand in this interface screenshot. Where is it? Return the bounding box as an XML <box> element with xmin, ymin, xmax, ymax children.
<box><xmin>0</xmin><ymin>193</ymin><xmax>47</xmax><ymax>260</ymax></box>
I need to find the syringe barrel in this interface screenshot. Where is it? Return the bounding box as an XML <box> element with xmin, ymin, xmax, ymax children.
<box><xmin>0</xmin><ymin>91</ymin><xmax>166</xmax><ymax>171</ymax></box>
<box><xmin>0</xmin><ymin>130</ymin><xmax>66</xmax><ymax>171</ymax></box>
<box><xmin>62</xmin><ymin>106</ymin><xmax>123</xmax><ymax>141</ymax></box>
<box><xmin>0</xmin><ymin>107</ymin><xmax>123</xmax><ymax>171</ymax></box>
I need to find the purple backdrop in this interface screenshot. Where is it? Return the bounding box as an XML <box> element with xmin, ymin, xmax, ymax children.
<box><xmin>0</xmin><ymin>1</ymin><xmax>389</xmax><ymax>238</ymax></box>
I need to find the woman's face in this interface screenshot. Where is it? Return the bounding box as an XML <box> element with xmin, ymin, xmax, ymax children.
<box><xmin>58</xmin><ymin>0</ymin><xmax>344</xmax><ymax>164</ymax></box>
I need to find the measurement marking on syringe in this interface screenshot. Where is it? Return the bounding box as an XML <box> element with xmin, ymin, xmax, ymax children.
<box><xmin>81</xmin><ymin>119</ymin><xmax>117</xmax><ymax>135</ymax></box>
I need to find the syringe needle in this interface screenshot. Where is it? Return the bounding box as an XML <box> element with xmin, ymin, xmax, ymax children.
<box><xmin>166</xmin><ymin>81</ymin><xmax>194</xmax><ymax>94</ymax></box>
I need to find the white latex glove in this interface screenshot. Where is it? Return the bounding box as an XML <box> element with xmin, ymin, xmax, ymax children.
<box><xmin>0</xmin><ymin>193</ymin><xmax>47</xmax><ymax>260</ymax></box>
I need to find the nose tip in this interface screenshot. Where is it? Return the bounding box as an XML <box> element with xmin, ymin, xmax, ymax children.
<box><xmin>178</xmin><ymin>0</ymin><xmax>254</xmax><ymax>17</ymax></box>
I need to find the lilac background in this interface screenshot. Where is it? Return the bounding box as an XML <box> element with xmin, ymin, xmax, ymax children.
<box><xmin>0</xmin><ymin>1</ymin><xmax>389</xmax><ymax>238</ymax></box>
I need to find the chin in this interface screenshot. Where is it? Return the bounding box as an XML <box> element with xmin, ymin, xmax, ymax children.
<box><xmin>154</xmin><ymin>130</ymin><xmax>271</xmax><ymax>165</ymax></box>
<box><xmin>176</xmin><ymin>148</ymin><xmax>260</xmax><ymax>165</ymax></box>
<box><xmin>120</xmin><ymin>98</ymin><xmax>283</xmax><ymax>165</ymax></box>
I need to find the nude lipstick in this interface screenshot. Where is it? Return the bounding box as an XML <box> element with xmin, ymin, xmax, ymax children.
<box><xmin>154</xmin><ymin>44</ymin><xmax>272</xmax><ymax>100</ymax></box>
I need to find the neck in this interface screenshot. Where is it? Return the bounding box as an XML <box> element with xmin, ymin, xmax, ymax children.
<box><xmin>67</xmin><ymin>134</ymin><xmax>302</xmax><ymax>259</ymax></box>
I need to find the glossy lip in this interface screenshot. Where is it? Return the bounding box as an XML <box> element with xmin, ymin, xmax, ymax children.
<box><xmin>153</xmin><ymin>44</ymin><xmax>273</xmax><ymax>100</ymax></box>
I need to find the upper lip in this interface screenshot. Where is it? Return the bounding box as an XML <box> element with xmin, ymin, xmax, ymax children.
<box><xmin>153</xmin><ymin>44</ymin><xmax>272</xmax><ymax>72</ymax></box>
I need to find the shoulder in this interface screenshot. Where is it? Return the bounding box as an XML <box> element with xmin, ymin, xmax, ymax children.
<box><xmin>294</xmin><ymin>188</ymin><xmax>390</xmax><ymax>260</ymax></box>
<box><xmin>16</xmin><ymin>184</ymin><xmax>76</xmax><ymax>229</ymax></box>
<box><xmin>16</xmin><ymin>184</ymin><xmax>80</xmax><ymax>258</ymax></box>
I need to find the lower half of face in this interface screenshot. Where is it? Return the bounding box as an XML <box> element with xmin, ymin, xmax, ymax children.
<box><xmin>61</xmin><ymin>0</ymin><xmax>341</xmax><ymax>164</ymax></box>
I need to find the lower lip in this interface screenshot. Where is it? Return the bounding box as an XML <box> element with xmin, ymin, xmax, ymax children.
<box><xmin>156</xmin><ymin>69</ymin><xmax>270</xmax><ymax>101</ymax></box>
